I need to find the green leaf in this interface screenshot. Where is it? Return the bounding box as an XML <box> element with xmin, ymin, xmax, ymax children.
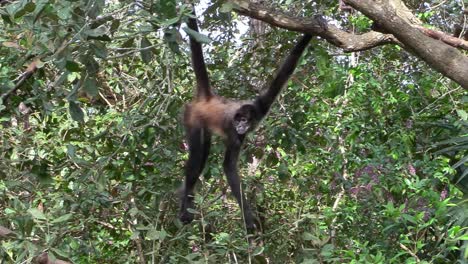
<box><xmin>65</xmin><ymin>61</ymin><xmax>81</xmax><ymax>72</ymax></box>
<box><xmin>164</xmin><ymin>28</ymin><xmax>180</xmax><ymax>53</ymax></box>
<box><xmin>160</xmin><ymin>16</ymin><xmax>179</xmax><ymax>26</ymax></box>
<box><xmin>69</xmin><ymin>101</ymin><xmax>84</xmax><ymax>123</ymax></box>
<box><xmin>302</xmin><ymin>232</ymin><xmax>318</xmax><ymax>241</ymax></box>
<box><xmin>187</xmin><ymin>208</ymin><xmax>199</xmax><ymax>214</ymax></box>
<box><xmin>266</xmin><ymin>152</ymin><xmax>279</xmax><ymax>166</ymax></box>
<box><xmin>456</xmin><ymin>109</ymin><xmax>467</xmax><ymax>121</ymax></box>
<box><xmin>220</xmin><ymin>3</ymin><xmax>234</xmax><ymax>13</ymax></box>
<box><xmin>0</xmin><ymin>99</ymin><xmax>5</xmax><ymax>113</ymax></box>
<box><xmin>51</xmin><ymin>247</ymin><xmax>69</xmax><ymax>258</ymax></box>
<box><xmin>278</xmin><ymin>162</ymin><xmax>290</xmax><ymax>182</ymax></box>
<box><xmin>85</xmin><ymin>27</ymin><xmax>107</xmax><ymax>37</ymax></box>
<box><xmin>183</xmin><ymin>27</ymin><xmax>211</xmax><ymax>44</ymax></box>
<box><xmin>452</xmin><ymin>155</ymin><xmax>468</xmax><ymax>170</ymax></box>
<box><xmin>154</xmin><ymin>0</ymin><xmax>176</xmax><ymax>17</ymax></box>
<box><xmin>83</xmin><ymin>77</ymin><xmax>99</xmax><ymax>97</ymax></box>
<box><xmin>14</xmin><ymin>2</ymin><xmax>36</xmax><ymax>18</ymax></box>
<box><xmin>252</xmin><ymin>246</ymin><xmax>264</xmax><ymax>256</ymax></box>
<box><xmin>120</xmin><ymin>38</ymin><xmax>134</xmax><ymax>51</ymax></box>
<box><xmin>28</xmin><ymin>208</ymin><xmax>47</xmax><ymax>220</ymax></box>
<box><xmin>85</xmin><ymin>26</ymin><xmax>112</xmax><ymax>41</ymax></box>
<box><xmin>140</xmin><ymin>37</ymin><xmax>153</xmax><ymax>64</ymax></box>
<box><xmin>253</xmin><ymin>255</ymin><xmax>268</xmax><ymax>264</ymax></box>
<box><xmin>130</xmin><ymin>231</ymin><xmax>140</xmax><ymax>240</ymax></box>
<box><xmin>88</xmin><ymin>0</ymin><xmax>104</xmax><ymax>19</ymax></box>
<box><xmin>88</xmin><ymin>34</ymin><xmax>112</xmax><ymax>41</ymax></box>
<box><xmin>146</xmin><ymin>229</ymin><xmax>167</xmax><ymax>241</ymax></box>
<box><xmin>146</xmin><ymin>229</ymin><xmax>159</xmax><ymax>240</ymax></box>
<box><xmin>110</xmin><ymin>19</ymin><xmax>120</xmax><ymax>33</ymax></box>
<box><xmin>82</xmin><ymin>56</ymin><xmax>99</xmax><ymax>75</ymax></box>
<box><xmin>66</xmin><ymin>144</ymin><xmax>76</xmax><ymax>158</ymax></box>
<box><xmin>1</xmin><ymin>14</ymin><xmax>12</xmax><ymax>25</ymax></box>
<box><xmin>401</xmin><ymin>214</ymin><xmax>417</xmax><ymax>224</ymax></box>
<box><xmin>51</xmin><ymin>213</ymin><xmax>73</xmax><ymax>224</ymax></box>
<box><xmin>320</xmin><ymin>244</ymin><xmax>334</xmax><ymax>258</ymax></box>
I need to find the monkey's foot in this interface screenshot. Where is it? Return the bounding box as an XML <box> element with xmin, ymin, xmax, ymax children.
<box><xmin>179</xmin><ymin>211</ymin><xmax>194</xmax><ymax>224</ymax></box>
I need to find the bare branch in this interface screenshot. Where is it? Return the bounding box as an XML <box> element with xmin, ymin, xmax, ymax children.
<box><xmin>228</xmin><ymin>0</ymin><xmax>468</xmax><ymax>89</ymax></box>
<box><xmin>230</xmin><ymin>0</ymin><xmax>399</xmax><ymax>52</ymax></box>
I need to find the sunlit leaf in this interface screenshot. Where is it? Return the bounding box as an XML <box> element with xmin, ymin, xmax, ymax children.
<box><xmin>220</xmin><ymin>3</ymin><xmax>234</xmax><ymax>13</ymax></box>
<box><xmin>183</xmin><ymin>27</ymin><xmax>211</xmax><ymax>44</ymax></box>
<box><xmin>28</xmin><ymin>208</ymin><xmax>47</xmax><ymax>220</ymax></box>
<box><xmin>160</xmin><ymin>16</ymin><xmax>179</xmax><ymax>26</ymax></box>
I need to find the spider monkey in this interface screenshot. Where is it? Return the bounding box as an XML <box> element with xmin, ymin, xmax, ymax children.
<box><xmin>179</xmin><ymin>9</ymin><xmax>313</xmax><ymax>232</ymax></box>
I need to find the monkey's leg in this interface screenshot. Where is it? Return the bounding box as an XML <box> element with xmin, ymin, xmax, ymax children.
<box><xmin>180</xmin><ymin>128</ymin><xmax>211</xmax><ymax>224</ymax></box>
<box><xmin>223</xmin><ymin>141</ymin><xmax>256</xmax><ymax>233</ymax></box>
<box><xmin>199</xmin><ymin>130</ymin><xmax>211</xmax><ymax>175</ymax></box>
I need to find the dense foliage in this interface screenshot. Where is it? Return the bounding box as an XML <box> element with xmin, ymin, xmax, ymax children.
<box><xmin>0</xmin><ymin>0</ymin><xmax>467</xmax><ymax>263</ymax></box>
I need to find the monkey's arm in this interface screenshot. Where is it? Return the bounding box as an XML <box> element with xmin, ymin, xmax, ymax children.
<box><xmin>254</xmin><ymin>34</ymin><xmax>312</xmax><ymax>117</ymax></box>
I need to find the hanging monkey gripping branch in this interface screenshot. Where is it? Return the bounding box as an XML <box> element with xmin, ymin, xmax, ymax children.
<box><xmin>178</xmin><ymin>6</ymin><xmax>317</xmax><ymax>233</ymax></box>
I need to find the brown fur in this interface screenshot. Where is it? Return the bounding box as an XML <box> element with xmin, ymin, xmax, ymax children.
<box><xmin>184</xmin><ymin>96</ymin><xmax>245</xmax><ymax>137</ymax></box>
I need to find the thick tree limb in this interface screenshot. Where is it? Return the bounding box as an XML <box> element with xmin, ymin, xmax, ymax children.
<box><xmin>414</xmin><ymin>25</ymin><xmax>468</xmax><ymax>50</ymax></box>
<box><xmin>343</xmin><ymin>0</ymin><xmax>468</xmax><ymax>89</ymax></box>
<box><xmin>371</xmin><ymin>0</ymin><xmax>468</xmax><ymax>50</ymax></box>
<box><xmin>230</xmin><ymin>0</ymin><xmax>399</xmax><ymax>52</ymax></box>
<box><xmin>229</xmin><ymin>0</ymin><xmax>468</xmax><ymax>89</ymax></box>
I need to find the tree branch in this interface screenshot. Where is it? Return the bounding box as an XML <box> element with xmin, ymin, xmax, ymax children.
<box><xmin>230</xmin><ymin>0</ymin><xmax>399</xmax><ymax>52</ymax></box>
<box><xmin>228</xmin><ymin>0</ymin><xmax>468</xmax><ymax>89</ymax></box>
<box><xmin>414</xmin><ymin>25</ymin><xmax>468</xmax><ymax>50</ymax></box>
<box><xmin>1</xmin><ymin>59</ymin><xmax>40</xmax><ymax>102</ymax></box>
<box><xmin>343</xmin><ymin>0</ymin><xmax>468</xmax><ymax>89</ymax></box>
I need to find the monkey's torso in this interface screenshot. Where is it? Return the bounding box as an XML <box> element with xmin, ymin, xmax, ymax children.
<box><xmin>184</xmin><ymin>96</ymin><xmax>249</xmax><ymax>138</ymax></box>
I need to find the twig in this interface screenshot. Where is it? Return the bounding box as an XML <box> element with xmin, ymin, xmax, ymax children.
<box><xmin>1</xmin><ymin>59</ymin><xmax>40</xmax><ymax>102</ymax></box>
<box><xmin>417</xmin><ymin>87</ymin><xmax>461</xmax><ymax>115</ymax></box>
<box><xmin>99</xmin><ymin>92</ymin><xmax>114</xmax><ymax>107</ymax></box>
<box><xmin>131</xmin><ymin>223</ymin><xmax>146</xmax><ymax>264</ymax></box>
<box><xmin>427</xmin><ymin>0</ymin><xmax>449</xmax><ymax>11</ymax></box>
<box><xmin>107</xmin><ymin>44</ymin><xmax>159</xmax><ymax>59</ymax></box>
<box><xmin>399</xmin><ymin>243</ymin><xmax>421</xmax><ymax>263</ymax></box>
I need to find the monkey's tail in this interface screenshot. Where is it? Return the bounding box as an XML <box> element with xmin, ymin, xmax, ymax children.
<box><xmin>187</xmin><ymin>10</ymin><xmax>213</xmax><ymax>99</ymax></box>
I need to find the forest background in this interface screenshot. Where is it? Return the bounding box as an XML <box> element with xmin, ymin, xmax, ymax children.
<box><xmin>0</xmin><ymin>0</ymin><xmax>467</xmax><ymax>263</ymax></box>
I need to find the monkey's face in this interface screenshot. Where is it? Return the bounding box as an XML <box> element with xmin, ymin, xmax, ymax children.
<box><xmin>233</xmin><ymin>104</ymin><xmax>257</xmax><ymax>135</ymax></box>
<box><xmin>234</xmin><ymin>115</ymin><xmax>250</xmax><ymax>134</ymax></box>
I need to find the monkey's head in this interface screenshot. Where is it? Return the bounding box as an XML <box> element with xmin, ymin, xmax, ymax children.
<box><xmin>233</xmin><ymin>104</ymin><xmax>257</xmax><ymax>135</ymax></box>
